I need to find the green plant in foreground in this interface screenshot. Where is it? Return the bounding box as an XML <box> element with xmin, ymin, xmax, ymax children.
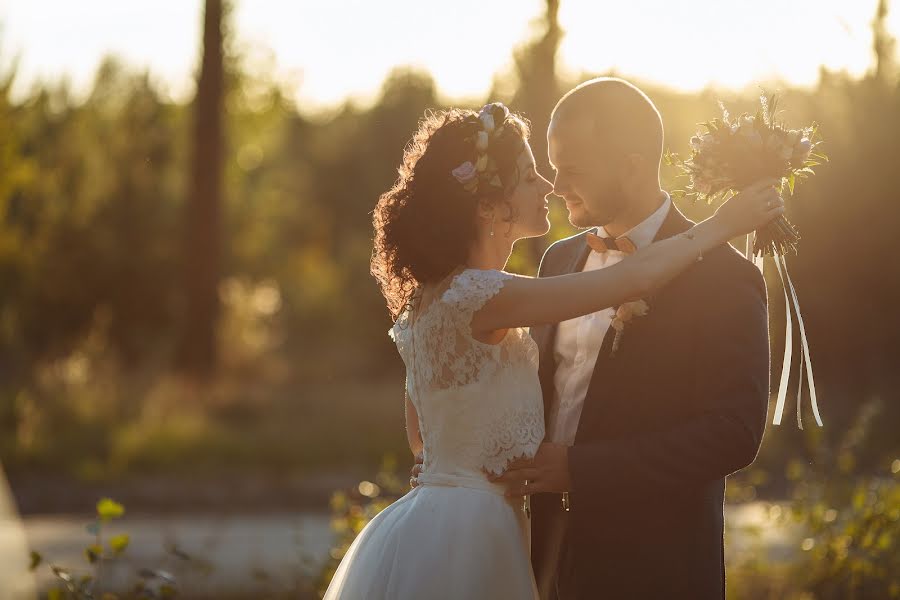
<box><xmin>30</xmin><ymin>498</ymin><xmax>177</xmax><ymax>600</ymax></box>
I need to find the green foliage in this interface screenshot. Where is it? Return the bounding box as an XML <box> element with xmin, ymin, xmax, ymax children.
<box><xmin>316</xmin><ymin>455</ymin><xmax>408</xmax><ymax>597</ymax></box>
<box><xmin>726</xmin><ymin>461</ymin><xmax>899</xmax><ymax>599</ymax></box>
<box><xmin>0</xmin><ymin>6</ymin><xmax>897</xmax><ymax>479</ymax></box>
<box><xmin>109</xmin><ymin>534</ymin><xmax>130</xmax><ymax>555</ymax></box>
<box><xmin>30</xmin><ymin>498</ymin><xmax>187</xmax><ymax>599</ymax></box>
<box><xmin>97</xmin><ymin>498</ymin><xmax>125</xmax><ymax>520</ymax></box>
<box><xmin>725</xmin><ymin>398</ymin><xmax>899</xmax><ymax>598</ymax></box>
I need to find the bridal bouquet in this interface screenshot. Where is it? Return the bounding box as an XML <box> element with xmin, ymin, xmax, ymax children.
<box><xmin>666</xmin><ymin>94</ymin><xmax>827</xmax><ymax>257</ymax></box>
<box><xmin>667</xmin><ymin>95</ymin><xmax>826</xmax><ymax>429</ymax></box>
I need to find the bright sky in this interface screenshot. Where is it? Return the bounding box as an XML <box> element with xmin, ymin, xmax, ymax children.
<box><xmin>1</xmin><ymin>0</ymin><xmax>897</xmax><ymax>109</ymax></box>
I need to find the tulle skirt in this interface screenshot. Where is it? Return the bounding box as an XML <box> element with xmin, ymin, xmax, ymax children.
<box><xmin>323</xmin><ymin>473</ymin><xmax>538</xmax><ymax>600</ymax></box>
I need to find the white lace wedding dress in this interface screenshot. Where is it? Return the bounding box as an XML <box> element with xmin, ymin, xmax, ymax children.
<box><xmin>324</xmin><ymin>269</ymin><xmax>545</xmax><ymax>599</ymax></box>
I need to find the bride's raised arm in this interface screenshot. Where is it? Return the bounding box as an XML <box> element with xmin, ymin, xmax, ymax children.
<box><xmin>471</xmin><ymin>180</ymin><xmax>782</xmax><ymax>334</ymax></box>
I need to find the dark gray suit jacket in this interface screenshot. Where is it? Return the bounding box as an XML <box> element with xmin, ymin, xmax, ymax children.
<box><xmin>530</xmin><ymin>206</ymin><xmax>770</xmax><ymax>600</ymax></box>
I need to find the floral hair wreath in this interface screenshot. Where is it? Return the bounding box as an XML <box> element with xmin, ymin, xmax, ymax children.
<box><xmin>450</xmin><ymin>103</ymin><xmax>510</xmax><ymax>195</ymax></box>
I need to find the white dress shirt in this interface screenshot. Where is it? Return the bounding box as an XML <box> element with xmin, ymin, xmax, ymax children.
<box><xmin>547</xmin><ymin>194</ymin><xmax>672</xmax><ymax>445</ymax></box>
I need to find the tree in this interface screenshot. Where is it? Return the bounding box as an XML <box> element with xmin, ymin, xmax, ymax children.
<box><xmin>177</xmin><ymin>0</ymin><xmax>228</xmax><ymax>377</ymax></box>
<box><xmin>872</xmin><ymin>0</ymin><xmax>897</xmax><ymax>86</ymax></box>
<box><xmin>507</xmin><ymin>0</ymin><xmax>564</xmax><ymax>268</ymax></box>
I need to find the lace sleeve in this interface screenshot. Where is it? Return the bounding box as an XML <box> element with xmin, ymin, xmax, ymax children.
<box><xmin>440</xmin><ymin>269</ymin><xmax>513</xmax><ymax>319</ymax></box>
<box><xmin>393</xmin><ymin>269</ymin><xmax>511</xmax><ymax>390</ymax></box>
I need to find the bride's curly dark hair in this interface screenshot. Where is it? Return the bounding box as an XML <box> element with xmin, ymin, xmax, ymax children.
<box><xmin>371</xmin><ymin>103</ymin><xmax>531</xmax><ymax>319</ymax></box>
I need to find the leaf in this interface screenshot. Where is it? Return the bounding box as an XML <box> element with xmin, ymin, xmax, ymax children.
<box><xmin>788</xmin><ymin>173</ymin><xmax>795</xmax><ymax>195</ymax></box>
<box><xmin>96</xmin><ymin>498</ymin><xmax>125</xmax><ymax>520</ymax></box>
<box><xmin>109</xmin><ymin>533</ymin><xmax>130</xmax><ymax>554</ymax></box>
<box><xmin>50</xmin><ymin>566</ymin><xmax>78</xmax><ymax>593</ymax></box>
<box><xmin>139</xmin><ymin>568</ymin><xmax>176</xmax><ymax>583</ymax></box>
<box><xmin>85</xmin><ymin>543</ymin><xmax>103</xmax><ymax>564</ymax></box>
<box><xmin>29</xmin><ymin>550</ymin><xmax>41</xmax><ymax>571</ymax></box>
<box><xmin>165</xmin><ymin>542</ymin><xmax>192</xmax><ymax>561</ymax></box>
<box><xmin>47</xmin><ymin>588</ymin><xmax>65</xmax><ymax>600</ymax></box>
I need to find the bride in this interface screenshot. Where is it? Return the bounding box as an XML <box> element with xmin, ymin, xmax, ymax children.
<box><xmin>323</xmin><ymin>103</ymin><xmax>782</xmax><ymax>599</ymax></box>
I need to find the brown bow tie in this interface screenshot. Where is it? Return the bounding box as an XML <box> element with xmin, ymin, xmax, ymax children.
<box><xmin>585</xmin><ymin>232</ymin><xmax>637</xmax><ymax>255</ymax></box>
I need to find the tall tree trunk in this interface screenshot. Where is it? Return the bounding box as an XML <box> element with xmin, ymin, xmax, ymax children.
<box><xmin>510</xmin><ymin>0</ymin><xmax>564</xmax><ymax>267</ymax></box>
<box><xmin>177</xmin><ymin>0</ymin><xmax>225</xmax><ymax>377</ymax></box>
<box><xmin>872</xmin><ymin>0</ymin><xmax>896</xmax><ymax>85</ymax></box>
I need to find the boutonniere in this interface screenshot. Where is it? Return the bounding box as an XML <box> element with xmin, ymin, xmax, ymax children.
<box><xmin>610</xmin><ymin>299</ymin><xmax>650</xmax><ymax>356</ymax></box>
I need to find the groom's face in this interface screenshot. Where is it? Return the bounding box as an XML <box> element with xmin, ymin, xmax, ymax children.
<box><xmin>547</xmin><ymin>115</ymin><xmax>627</xmax><ymax>229</ymax></box>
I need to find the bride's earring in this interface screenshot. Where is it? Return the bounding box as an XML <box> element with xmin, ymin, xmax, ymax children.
<box><xmin>490</xmin><ymin>214</ymin><xmax>495</xmax><ymax>237</ymax></box>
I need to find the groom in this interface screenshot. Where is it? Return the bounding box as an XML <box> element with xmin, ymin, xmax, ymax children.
<box><xmin>494</xmin><ymin>78</ymin><xmax>770</xmax><ymax>599</ymax></box>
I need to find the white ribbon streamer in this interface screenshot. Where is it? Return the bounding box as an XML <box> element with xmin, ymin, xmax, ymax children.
<box><xmin>780</xmin><ymin>253</ymin><xmax>823</xmax><ymax>427</ymax></box>
<box><xmin>772</xmin><ymin>255</ymin><xmax>794</xmax><ymax>426</ymax></box>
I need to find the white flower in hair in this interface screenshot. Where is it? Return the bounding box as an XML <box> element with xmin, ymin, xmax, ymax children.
<box><xmin>451</xmin><ymin>161</ymin><xmax>478</xmax><ymax>191</ymax></box>
<box><xmin>475</xmin><ymin>131</ymin><xmax>489</xmax><ymax>152</ymax></box>
<box><xmin>479</xmin><ymin>111</ymin><xmax>495</xmax><ymax>133</ymax></box>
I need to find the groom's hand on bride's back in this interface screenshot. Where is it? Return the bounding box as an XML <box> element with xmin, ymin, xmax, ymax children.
<box><xmin>409</xmin><ymin>450</ymin><xmax>424</xmax><ymax>488</ymax></box>
<box><xmin>489</xmin><ymin>442</ymin><xmax>572</xmax><ymax>497</ymax></box>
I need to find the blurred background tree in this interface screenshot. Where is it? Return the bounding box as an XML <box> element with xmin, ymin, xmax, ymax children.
<box><xmin>0</xmin><ymin>0</ymin><xmax>894</xmax><ymax>479</ymax></box>
<box><xmin>177</xmin><ymin>0</ymin><xmax>228</xmax><ymax>378</ymax></box>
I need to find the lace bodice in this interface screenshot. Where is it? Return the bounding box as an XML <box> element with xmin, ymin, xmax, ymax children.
<box><xmin>389</xmin><ymin>269</ymin><xmax>544</xmax><ymax>476</ymax></box>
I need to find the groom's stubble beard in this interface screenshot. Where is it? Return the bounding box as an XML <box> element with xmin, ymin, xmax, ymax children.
<box><xmin>569</xmin><ymin>178</ymin><xmax>628</xmax><ymax>230</ymax></box>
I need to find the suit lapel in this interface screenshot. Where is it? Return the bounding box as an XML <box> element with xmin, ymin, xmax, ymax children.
<box><xmin>567</xmin><ymin>233</ymin><xmax>593</xmax><ymax>274</ymax></box>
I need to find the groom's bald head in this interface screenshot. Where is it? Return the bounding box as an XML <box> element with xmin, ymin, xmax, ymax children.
<box><xmin>551</xmin><ymin>78</ymin><xmax>664</xmax><ymax>167</ymax></box>
<box><xmin>547</xmin><ymin>78</ymin><xmax>665</xmax><ymax>229</ymax></box>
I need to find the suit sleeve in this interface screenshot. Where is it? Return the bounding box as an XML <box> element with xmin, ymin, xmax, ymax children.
<box><xmin>567</xmin><ymin>258</ymin><xmax>770</xmax><ymax>504</ymax></box>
